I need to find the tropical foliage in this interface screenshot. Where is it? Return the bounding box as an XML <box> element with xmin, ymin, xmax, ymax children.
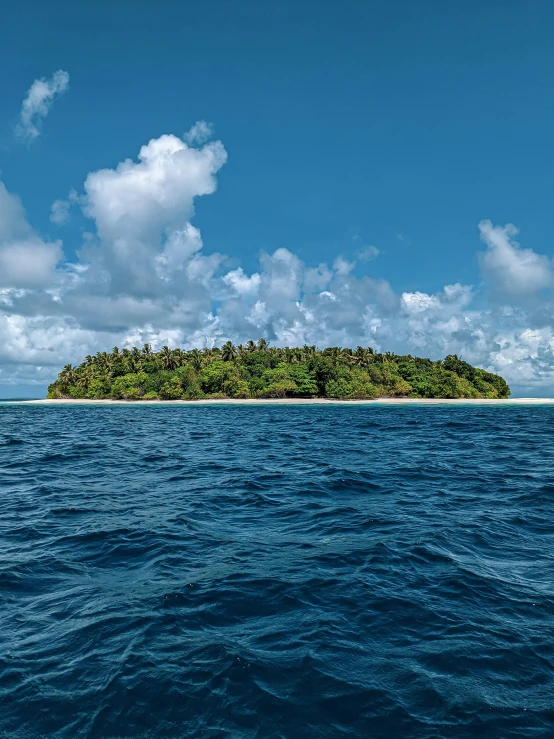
<box><xmin>47</xmin><ymin>341</ymin><xmax>510</xmax><ymax>400</ymax></box>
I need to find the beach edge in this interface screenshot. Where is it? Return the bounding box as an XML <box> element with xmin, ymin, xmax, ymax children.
<box><xmin>10</xmin><ymin>397</ymin><xmax>554</xmax><ymax>406</ymax></box>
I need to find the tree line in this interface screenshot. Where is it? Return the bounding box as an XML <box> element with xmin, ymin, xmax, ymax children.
<box><xmin>47</xmin><ymin>340</ymin><xmax>510</xmax><ymax>400</ymax></box>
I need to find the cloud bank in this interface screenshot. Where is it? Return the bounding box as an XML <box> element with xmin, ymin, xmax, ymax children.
<box><xmin>1</xmin><ymin>125</ymin><xmax>554</xmax><ymax>395</ymax></box>
<box><xmin>16</xmin><ymin>70</ymin><xmax>70</xmax><ymax>142</ymax></box>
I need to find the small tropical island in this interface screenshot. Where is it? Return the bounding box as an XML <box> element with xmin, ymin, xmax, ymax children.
<box><xmin>47</xmin><ymin>341</ymin><xmax>510</xmax><ymax>401</ymax></box>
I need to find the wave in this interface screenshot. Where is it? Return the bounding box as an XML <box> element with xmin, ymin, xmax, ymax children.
<box><xmin>0</xmin><ymin>404</ymin><xmax>553</xmax><ymax>737</ymax></box>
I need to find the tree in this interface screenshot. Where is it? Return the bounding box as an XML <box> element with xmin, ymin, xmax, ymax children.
<box><xmin>159</xmin><ymin>346</ymin><xmax>177</xmax><ymax>370</ymax></box>
<box><xmin>46</xmin><ymin>341</ymin><xmax>511</xmax><ymax>401</ymax></box>
<box><xmin>172</xmin><ymin>348</ymin><xmax>185</xmax><ymax>367</ymax></box>
<box><xmin>198</xmin><ymin>361</ymin><xmax>245</xmax><ymax>396</ymax></box>
<box><xmin>221</xmin><ymin>341</ymin><xmax>237</xmax><ymax>362</ymax></box>
<box><xmin>354</xmin><ymin>346</ymin><xmax>367</xmax><ymax>366</ymax></box>
<box><xmin>111</xmin><ymin>372</ymin><xmax>149</xmax><ymax>399</ymax></box>
<box><xmin>160</xmin><ymin>377</ymin><xmax>182</xmax><ymax>400</ymax></box>
<box><xmin>189</xmin><ymin>348</ymin><xmax>203</xmax><ymax>371</ymax></box>
<box><xmin>60</xmin><ymin>364</ymin><xmax>76</xmax><ymax>386</ymax></box>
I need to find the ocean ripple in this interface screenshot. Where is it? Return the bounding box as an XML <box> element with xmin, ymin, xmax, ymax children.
<box><xmin>1</xmin><ymin>404</ymin><xmax>553</xmax><ymax>737</ymax></box>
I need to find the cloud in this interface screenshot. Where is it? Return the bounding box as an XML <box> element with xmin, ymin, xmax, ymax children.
<box><xmin>478</xmin><ymin>220</ymin><xmax>552</xmax><ymax>295</ymax></box>
<box><xmin>401</xmin><ymin>284</ymin><xmax>472</xmax><ymax>315</ymax></box>
<box><xmin>332</xmin><ymin>256</ymin><xmax>356</xmax><ymax>275</ymax></box>
<box><xmin>222</xmin><ymin>268</ymin><xmax>262</xmax><ymax>297</ymax></box>
<box><xmin>16</xmin><ymin>70</ymin><xmax>70</xmax><ymax>142</ymax></box>
<box><xmin>82</xmin><ymin>133</ymin><xmax>226</xmax><ymax>244</ymax></box>
<box><xmin>72</xmin><ymin>131</ymin><xmax>228</xmax><ymax>299</ymax></box>
<box><xmin>50</xmin><ymin>190</ymin><xmax>78</xmax><ymax>224</ymax></box>
<box><xmin>0</xmin><ymin>182</ymin><xmax>62</xmax><ymax>288</ymax></box>
<box><xmin>3</xmin><ymin>128</ymin><xmax>554</xmax><ymax>395</ymax></box>
<box><xmin>184</xmin><ymin>120</ymin><xmax>214</xmax><ymax>145</ymax></box>
<box><xmin>0</xmin><ymin>239</ymin><xmax>63</xmax><ymax>288</ymax></box>
<box><xmin>155</xmin><ymin>223</ymin><xmax>204</xmax><ymax>279</ymax></box>
<box><xmin>50</xmin><ymin>199</ymin><xmax>70</xmax><ymax>225</ymax></box>
<box><xmin>356</xmin><ymin>245</ymin><xmax>379</xmax><ymax>261</ymax></box>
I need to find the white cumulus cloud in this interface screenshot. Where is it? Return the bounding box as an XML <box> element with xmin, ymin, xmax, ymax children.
<box><xmin>0</xmin><ymin>182</ymin><xmax>62</xmax><ymax>288</ymax></box>
<box><xmin>222</xmin><ymin>268</ymin><xmax>262</xmax><ymax>297</ymax></box>
<box><xmin>478</xmin><ymin>220</ymin><xmax>552</xmax><ymax>296</ymax></box>
<box><xmin>3</xmin><ymin>127</ymin><xmax>554</xmax><ymax>396</ymax></box>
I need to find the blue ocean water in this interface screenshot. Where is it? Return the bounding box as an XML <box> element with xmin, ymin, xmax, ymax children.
<box><xmin>1</xmin><ymin>404</ymin><xmax>553</xmax><ymax>738</ymax></box>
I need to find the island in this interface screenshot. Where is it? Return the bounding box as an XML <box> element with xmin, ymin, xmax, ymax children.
<box><xmin>46</xmin><ymin>341</ymin><xmax>510</xmax><ymax>401</ymax></box>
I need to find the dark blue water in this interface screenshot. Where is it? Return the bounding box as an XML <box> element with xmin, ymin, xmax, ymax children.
<box><xmin>1</xmin><ymin>404</ymin><xmax>553</xmax><ymax>738</ymax></box>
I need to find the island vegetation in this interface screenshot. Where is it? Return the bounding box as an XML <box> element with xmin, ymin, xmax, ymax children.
<box><xmin>47</xmin><ymin>341</ymin><xmax>510</xmax><ymax>400</ymax></box>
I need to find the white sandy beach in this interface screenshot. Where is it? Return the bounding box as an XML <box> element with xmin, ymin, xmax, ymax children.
<box><xmin>16</xmin><ymin>397</ymin><xmax>554</xmax><ymax>405</ymax></box>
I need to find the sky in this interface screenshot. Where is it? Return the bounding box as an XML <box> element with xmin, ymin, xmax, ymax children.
<box><xmin>1</xmin><ymin>0</ymin><xmax>554</xmax><ymax>397</ymax></box>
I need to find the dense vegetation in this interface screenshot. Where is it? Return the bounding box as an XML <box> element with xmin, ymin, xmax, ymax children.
<box><xmin>47</xmin><ymin>341</ymin><xmax>510</xmax><ymax>400</ymax></box>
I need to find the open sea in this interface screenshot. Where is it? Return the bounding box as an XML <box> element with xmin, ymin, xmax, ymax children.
<box><xmin>0</xmin><ymin>403</ymin><xmax>553</xmax><ymax>738</ymax></box>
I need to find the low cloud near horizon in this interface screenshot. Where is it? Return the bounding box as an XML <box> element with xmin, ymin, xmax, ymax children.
<box><xmin>1</xmin><ymin>122</ymin><xmax>554</xmax><ymax>395</ymax></box>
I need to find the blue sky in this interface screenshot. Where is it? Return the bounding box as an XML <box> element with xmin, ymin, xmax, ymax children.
<box><xmin>1</xmin><ymin>0</ymin><xmax>554</xmax><ymax>396</ymax></box>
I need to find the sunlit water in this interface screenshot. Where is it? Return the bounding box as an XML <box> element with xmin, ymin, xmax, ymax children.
<box><xmin>1</xmin><ymin>404</ymin><xmax>553</xmax><ymax>738</ymax></box>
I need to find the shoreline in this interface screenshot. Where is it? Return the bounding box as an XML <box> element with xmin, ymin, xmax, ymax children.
<box><xmin>8</xmin><ymin>397</ymin><xmax>554</xmax><ymax>406</ymax></box>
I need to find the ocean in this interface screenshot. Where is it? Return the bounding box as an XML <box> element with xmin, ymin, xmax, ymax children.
<box><xmin>1</xmin><ymin>403</ymin><xmax>553</xmax><ymax>737</ymax></box>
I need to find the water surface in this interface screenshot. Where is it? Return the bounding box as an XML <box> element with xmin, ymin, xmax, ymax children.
<box><xmin>1</xmin><ymin>404</ymin><xmax>553</xmax><ymax>737</ymax></box>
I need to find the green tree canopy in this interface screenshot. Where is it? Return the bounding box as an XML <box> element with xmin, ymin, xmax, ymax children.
<box><xmin>46</xmin><ymin>342</ymin><xmax>511</xmax><ymax>401</ymax></box>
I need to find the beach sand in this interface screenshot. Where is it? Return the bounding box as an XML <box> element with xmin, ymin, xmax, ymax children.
<box><xmin>16</xmin><ymin>398</ymin><xmax>554</xmax><ymax>406</ymax></box>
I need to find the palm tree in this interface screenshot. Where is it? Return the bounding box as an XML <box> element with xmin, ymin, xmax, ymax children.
<box><xmin>159</xmin><ymin>346</ymin><xmax>175</xmax><ymax>370</ymax></box>
<box><xmin>60</xmin><ymin>364</ymin><xmax>77</xmax><ymax>387</ymax></box>
<box><xmin>126</xmin><ymin>352</ymin><xmax>141</xmax><ymax>373</ymax></box>
<box><xmin>172</xmin><ymin>348</ymin><xmax>185</xmax><ymax>367</ymax></box>
<box><xmin>77</xmin><ymin>367</ymin><xmax>94</xmax><ymax>390</ymax></box>
<box><xmin>97</xmin><ymin>352</ymin><xmax>111</xmax><ymax>372</ymax></box>
<box><xmin>142</xmin><ymin>343</ymin><xmax>152</xmax><ymax>358</ymax></box>
<box><xmin>257</xmin><ymin>338</ymin><xmax>269</xmax><ymax>351</ymax></box>
<box><xmin>324</xmin><ymin>347</ymin><xmax>341</xmax><ymax>363</ymax></box>
<box><xmin>128</xmin><ymin>347</ymin><xmax>142</xmax><ymax>371</ymax></box>
<box><xmin>221</xmin><ymin>341</ymin><xmax>237</xmax><ymax>362</ymax></box>
<box><xmin>341</xmin><ymin>347</ymin><xmax>353</xmax><ymax>362</ymax></box>
<box><xmin>353</xmin><ymin>346</ymin><xmax>366</xmax><ymax>366</ymax></box>
<box><xmin>283</xmin><ymin>347</ymin><xmax>294</xmax><ymax>364</ymax></box>
<box><xmin>189</xmin><ymin>348</ymin><xmax>203</xmax><ymax>371</ymax></box>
